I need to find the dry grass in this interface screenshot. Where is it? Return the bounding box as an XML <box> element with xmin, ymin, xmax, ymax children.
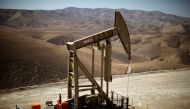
<box><xmin>0</xmin><ymin>32</ymin><xmax>68</xmax><ymax>89</ymax></box>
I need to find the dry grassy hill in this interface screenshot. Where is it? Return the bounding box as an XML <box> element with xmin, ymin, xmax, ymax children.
<box><xmin>132</xmin><ymin>36</ymin><xmax>190</xmax><ymax>72</ymax></box>
<box><xmin>0</xmin><ymin>8</ymin><xmax>190</xmax><ymax>90</ymax></box>
<box><xmin>0</xmin><ymin>29</ymin><xmax>131</xmax><ymax>89</ymax></box>
<box><xmin>0</xmin><ymin>28</ymin><xmax>69</xmax><ymax>89</ymax></box>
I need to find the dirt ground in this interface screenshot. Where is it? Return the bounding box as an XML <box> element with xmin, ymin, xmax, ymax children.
<box><xmin>0</xmin><ymin>68</ymin><xmax>190</xmax><ymax>109</ymax></box>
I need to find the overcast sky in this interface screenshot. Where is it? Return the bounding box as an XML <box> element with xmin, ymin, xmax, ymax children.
<box><xmin>0</xmin><ymin>0</ymin><xmax>190</xmax><ymax>18</ymax></box>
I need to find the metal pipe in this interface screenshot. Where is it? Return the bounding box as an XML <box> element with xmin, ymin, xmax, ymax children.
<box><xmin>101</xmin><ymin>44</ymin><xmax>104</xmax><ymax>89</ymax></box>
<box><xmin>91</xmin><ymin>46</ymin><xmax>95</xmax><ymax>94</ymax></box>
<box><xmin>104</xmin><ymin>39</ymin><xmax>112</xmax><ymax>82</ymax></box>
<box><xmin>79</xmin><ymin>85</ymin><xmax>94</xmax><ymax>87</ymax></box>
<box><xmin>79</xmin><ymin>87</ymin><xmax>97</xmax><ymax>92</ymax></box>
<box><xmin>106</xmin><ymin>82</ymin><xmax>109</xmax><ymax>96</ymax></box>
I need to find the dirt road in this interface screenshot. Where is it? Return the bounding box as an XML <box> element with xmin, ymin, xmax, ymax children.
<box><xmin>0</xmin><ymin>69</ymin><xmax>190</xmax><ymax>109</ymax></box>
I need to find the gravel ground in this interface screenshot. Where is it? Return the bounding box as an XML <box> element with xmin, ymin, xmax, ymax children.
<box><xmin>0</xmin><ymin>69</ymin><xmax>190</xmax><ymax>109</ymax></box>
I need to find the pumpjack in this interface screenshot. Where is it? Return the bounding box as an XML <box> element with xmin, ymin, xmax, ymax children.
<box><xmin>31</xmin><ymin>11</ymin><xmax>132</xmax><ymax>109</ymax></box>
<box><xmin>65</xmin><ymin>11</ymin><xmax>132</xmax><ymax>109</ymax></box>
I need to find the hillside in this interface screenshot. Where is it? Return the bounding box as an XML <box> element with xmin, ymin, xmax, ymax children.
<box><xmin>0</xmin><ymin>7</ymin><xmax>190</xmax><ymax>89</ymax></box>
<box><xmin>1</xmin><ymin>8</ymin><xmax>190</xmax><ymax>38</ymax></box>
<box><xmin>0</xmin><ymin>26</ymin><xmax>130</xmax><ymax>90</ymax></box>
<box><xmin>0</xmin><ymin>30</ymin><xmax>68</xmax><ymax>89</ymax></box>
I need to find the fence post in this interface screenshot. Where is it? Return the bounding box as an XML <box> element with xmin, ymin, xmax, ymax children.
<box><xmin>121</xmin><ymin>96</ymin><xmax>124</xmax><ymax>108</ymax></box>
<box><xmin>111</xmin><ymin>91</ymin><xmax>114</xmax><ymax>103</ymax></box>
<box><xmin>117</xmin><ymin>93</ymin><xmax>118</xmax><ymax>105</ymax></box>
<box><xmin>126</xmin><ymin>97</ymin><xmax>129</xmax><ymax>109</ymax></box>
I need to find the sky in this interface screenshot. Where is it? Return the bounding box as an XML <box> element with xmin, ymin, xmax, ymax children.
<box><xmin>0</xmin><ymin>0</ymin><xmax>190</xmax><ymax>18</ymax></box>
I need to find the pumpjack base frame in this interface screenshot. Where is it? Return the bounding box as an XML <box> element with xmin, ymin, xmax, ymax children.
<box><xmin>68</xmin><ymin>93</ymin><xmax>131</xmax><ymax>109</ymax></box>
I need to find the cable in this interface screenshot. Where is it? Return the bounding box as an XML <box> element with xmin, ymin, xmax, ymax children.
<box><xmin>126</xmin><ymin>59</ymin><xmax>131</xmax><ymax>97</ymax></box>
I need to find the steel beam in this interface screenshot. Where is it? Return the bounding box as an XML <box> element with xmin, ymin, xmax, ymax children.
<box><xmin>68</xmin><ymin>51</ymin><xmax>73</xmax><ymax>99</ymax></box>
<box><xmin>73</xmin><ymin>52</ymin><xmax>79</xmax><ymax>109</ymax></box>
